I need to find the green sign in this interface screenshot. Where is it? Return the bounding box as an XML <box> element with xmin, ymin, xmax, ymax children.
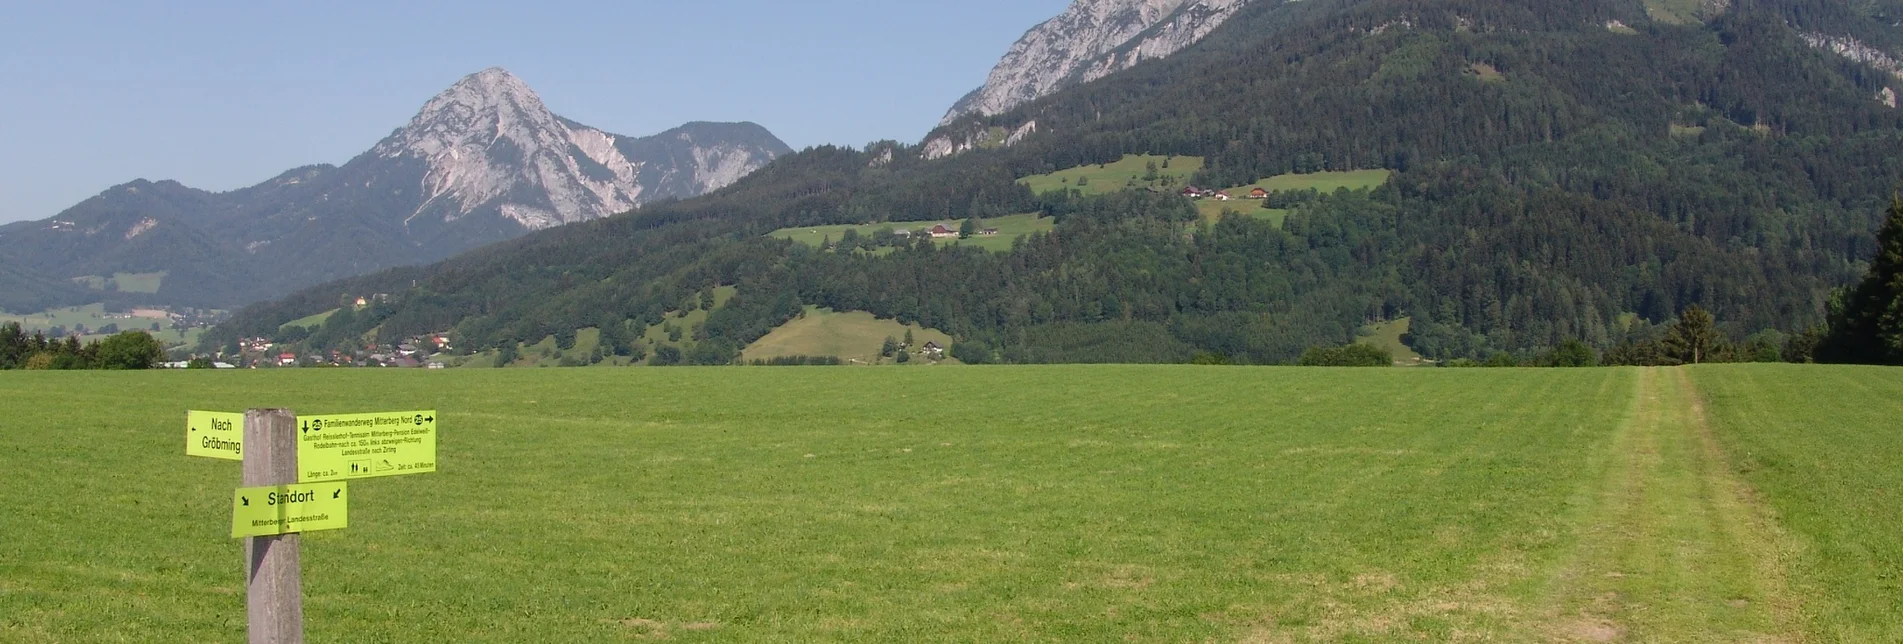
<box><xmin>296</xmin><ymin>411</ymin><xmax>437</xmax><ymax>483</ymax></box>
<box><xmin>187</xmin><ymin>411</ymin><xmax>244</xmax><ymax>461</ymax></box>
<box><xmin>232</xmin><ymin>482</ymin><xmax>348</xmax><ymax>538</ymax></box>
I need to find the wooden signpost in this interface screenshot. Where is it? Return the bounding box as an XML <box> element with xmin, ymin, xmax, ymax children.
<box><xmin>188</xmin><ymin>408</ymin><xmax>438</xmax><ymax>643</ymax></box>
<box><xmin>243</xmin><ymin>409</ymin><xmax>302</xmax><ymax>644</ymax></box>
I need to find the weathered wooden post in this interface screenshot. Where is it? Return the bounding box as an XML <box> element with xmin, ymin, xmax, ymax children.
<box><xmin>243</xmin><ymin>408</ymin><xmax>302</xmax><ymax>644</ymax></box>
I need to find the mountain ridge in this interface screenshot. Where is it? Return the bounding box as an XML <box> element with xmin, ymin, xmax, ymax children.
<box><xmin>0</xmin><ymin>68</ymin><xmax>791</xmax><ymax>310</ymax></box>
<box><xmin>210</xmin><ymin>0</ymin><xmax>1903</xmax><ymax>365</ymax></box>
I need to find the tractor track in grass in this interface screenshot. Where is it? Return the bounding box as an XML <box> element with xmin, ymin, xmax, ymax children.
<box><xmin>1540</xmin><ymin>368</ymin><xmax>1806</xmax><ymax>642</ymax></box>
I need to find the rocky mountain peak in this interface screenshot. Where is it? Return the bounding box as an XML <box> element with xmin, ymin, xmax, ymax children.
<box><xmin>940</xmin><ymin>0</ymin><xmax>1250</xmax><ymax>127</ymax></box>
<box><xmin>378</xmin><ymin>67</ymin><xmax>564</xmax><ymax>163</ymax></box>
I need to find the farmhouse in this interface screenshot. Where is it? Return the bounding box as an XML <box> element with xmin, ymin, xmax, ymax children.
<box><xmin>1250</xmin><ymin>188</ymin><xmax>1269</xmax><ymax>199</ymax></box>
<box><xmin>981</xmin><ymin>228</ymin><xmax>1001</xmax><ymax>236</ymax></box>
<box><xmin>1214</xmin><ymin>191</ymin><xmax>1232</xmax><ymax>201</ymax></box>
<box><xmin>930</xmin><ymin>224</ymin><xmax>958</xmax><ymax>239</ymax></box>
<box><xmin>921</xmin><ymin>341</ymin><xmax>946</xmax><ymax>360</ymax></box>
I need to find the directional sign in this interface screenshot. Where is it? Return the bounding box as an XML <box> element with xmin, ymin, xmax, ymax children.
<box><xmin>232</xmin><ymin>482</ymin><xmax>348</xmax><ymax>538</ymax></box>
<box><xmin>187</xmin><ymin>411</ymin><xmax>245</xmax><ymax>461</ymax></box>
<box><xmin>296</xmin><ymin>411</ymin><xmax>437</xmax><ymax>483</ymax></box>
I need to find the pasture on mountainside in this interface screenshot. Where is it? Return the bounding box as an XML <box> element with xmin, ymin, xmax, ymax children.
<box><xmin>1016</xmin><ymin>154</ymin><xmax>1204</xmax><ymax>196</ymax></box>
<box><xmin>739</xmin><ymin>307</ymin><xmax>957</xmax><ymax>365</ymax></box>
<box><xmin>769</xmin><ymin>213</ymin><xmax>1054</xmax><ymax>254</ymax></box>
<box><xmin>3</xmin><ymin>365</ymin><xmax>1892</xmax><ymax>642</ymax></box>
<box><xmin>0</xmin><ymin>302</ymin><xmax>203</xmax><ymax>349</ymax></box>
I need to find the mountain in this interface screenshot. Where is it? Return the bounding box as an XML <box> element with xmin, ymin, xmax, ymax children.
<box><xmin>939</xmin><ymin>0</ymin><xmax>1250</xmax><ymax>127</ymax></box>
<box><xmin>0</xmin><ymin>68</ymin><xmax>791</xmax><ymax>309</ymax></box>
<box><xmin>212</xmin><ymin>0</ymin><xmax>1903</xmax><ymax>366</ymax></box>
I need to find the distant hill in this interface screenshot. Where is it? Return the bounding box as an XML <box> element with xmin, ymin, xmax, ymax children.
<box><xmin>212</xmin><ymin>0</ymin><xmax>1903</xmax><ymax>364</ymax></box>
<box><xmin>0</xmin><ymin>68</ymin><xmax>791</xmax><ymax>310</ymax></box>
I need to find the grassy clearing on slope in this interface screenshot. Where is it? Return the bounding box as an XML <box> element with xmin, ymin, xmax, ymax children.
<box><xmin>70</xmin><ymin>272</ymin><xmax>167</xmax><ymax>294</ymax></box>
<box><xmin>741</xmin><ymin>307</ymin><xmax>958</xmax><ymax>365</ymax></box>
<box><xmin>1356</xmin><ymin>318</ymin><xmax>1427</xmax><ymax>366</ymax></box>
<box><xmin>281</xmin><ymin>308</ymin><xmax>340</xmax><ymax>331</ymax></box>
<box><xmin>768</xmin><ymin>214</ymin><xmax>1054</xmax><ymax>254</ymax></box>
<box><xmin>1193</xmin><ymin>170</ymin><xmax>1392</xmax><ymax>225</ymax></box>
<box><xmin>1690</xmin><ymin>365</ymin><xmax>1903</xmax><ymax>642</ymax></box>
<box><xmin>1227</xmin><ymin>169</ymin><xmax>1394</xmax><ymax>196</ymax></box>
<box><xmin>1644</xmin><ymin>0</ymin><xmax>1708</xmax><ymax>24</ymax></box>
<box><xmin>1194</xmin><ymin>200</ymin><xmax>1290</xmax><ymax>226</ymax></box>
<box><xmin>1</xmin><ymin>367</ymin><xmax>1649</xmax><ymax>642</ymax></box>
<box><xmin>1017</xmin><ymin>154</ymin><xmax>1205</xmax><ymax>196</ymax></box>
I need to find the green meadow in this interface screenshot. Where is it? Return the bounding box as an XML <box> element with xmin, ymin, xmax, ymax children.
<box><xmin>2</xmin><ymin>365</ymin><xmax>1896</xmax><ymax>641</ymax></box>
<box><xmin>740</xmin><ymin>307</ymin><xmax>958</xmax><ymax>365</ymax></box>
<box><xmin>768</xmin><ymin>213</ymin><xmax>1054</xmax><ymax>253</ymax></box>
<box><xmin>0</xmin><ymin>302</ymin><xmax>202</xmax><ymax>350</ymax></box>
<box><xmin>1017</xmin><ymin>154</ymin><xmax>1204</xmax><ymax>196</ymax></box>
<box><xmin>70</xmin><ymin>272</ymin><xmax>167</xmax><ymax>294</ymax></box>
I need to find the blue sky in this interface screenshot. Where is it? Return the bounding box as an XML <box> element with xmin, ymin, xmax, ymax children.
<box><xmin>0</xmin><ymin>0</ymin><xmax>1070</xmax><ymax>223</ymax></box>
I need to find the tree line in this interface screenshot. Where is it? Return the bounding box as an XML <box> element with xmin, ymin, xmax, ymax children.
<box><xmin>0</xmin><ymin>323</ymin><xmax>166</xmax><ymax>370</ymax></box>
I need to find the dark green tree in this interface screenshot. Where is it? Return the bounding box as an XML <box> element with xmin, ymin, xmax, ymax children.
<box><xmin>0</xmin><ymin>322</ymin><xmax>24</xmax><ymax>369</ymax></box>
<box><xmin>95</xmin><ymin>331</ymin><xmax>164</xmax><ymax>370</ymax></box>
<box><xmin>1821</xmin><ymin>198</ymin><xmax>1903</xmax><ymax>364</ymax></box>
<box><xmin>1546</xmin><ymin>340</ymin><xmax>1598</xmax><ymax>367</ymax></box>
<box><xmin>1663</xmin><ymin>306</ymin><xmax>1721</xmax><ymax>365</ymax></box>
<box><xmin>881</xmin><ymin>336</ymin><xmax>899</xmax><ymax>358</ymax></box>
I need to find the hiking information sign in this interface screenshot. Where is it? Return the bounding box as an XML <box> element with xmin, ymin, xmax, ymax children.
<box><xmin>187</xmin><ymin>410</ymin><xmax>245</xmax><ymax>461</ymax></box>
<box><xmin>231</xmin><ymin>482</ymin><xmax>349</xmax><ymax>538</ymax></box>
<box><xmin>296</xmin><ymin>411</ymin><xmax>437</xmax><ymax>483</ymax></box>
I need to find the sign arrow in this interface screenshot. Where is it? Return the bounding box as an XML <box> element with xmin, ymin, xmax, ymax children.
<box><xmin>332</xmin><ymin>489</ymin><xmax>341</xmax><ymax>500</ymax></box>
<box><xmin>241</xmin><ymin>496</ymin><xmax>250</xmax><ymax>507</ymax></box>
<box><xmin>300</xmin><ymin>420</ymin><xmax>308</xmax><ymax>434</ymax></box>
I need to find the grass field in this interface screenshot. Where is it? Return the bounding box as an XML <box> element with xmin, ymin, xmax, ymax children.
<box><xmin>1017</xmin><ymin>154</ymin><xmax>1205</xmax><ymax>196</ymax></box>
<box><xmin>1195</xmin><ymin>200</ymin><xmax>1290</xmax><ymax>226</ymax></box>
<box><xmin>1692</xmin><ymin>365</ymin><xmax>1903</xmax><ymax>641</ymax></box>
<box><xmin>0</xmin><ymin>303</ymin><xmax>200</xmax><ymax>349</ymax></box>
<box><xmin>280</xmin><ymin>309</ymin><xmax>340</xmax><ymax>331</ymax></box>
<box><xmin>1225</xmin><ymin>169</ymin><xmax>1394</xmax><ymax>197</ymax></box>
<box><xmin>769</xmin><ymin>214</ymin><xmax>1054</xmax><ymax>254</ymax></box>
<box><xmin>740</xmin><ymin>307</ymin><xmax>958</xmax><ymax>364</ymax></box>
<box><xmin>70</xmin><ymin>272</ymin><xmax>167</xmax><ymax>294</ymax></box>
<box><xmin>1</xmin><ymin>365</ymin><xmax>1893</xmax><ymax>641</ymax></box>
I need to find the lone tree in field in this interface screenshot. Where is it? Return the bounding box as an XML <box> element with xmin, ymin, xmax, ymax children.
<box><xmin>1663</xmin><ymin>305</ymin><xmax>1721</xmax><ymax>364</ymax></box>
<box><xmin>95</xmin><ymin>331</ymin><xmax>164</xmax><ymax>370</ymax></box>
<box><xmin>881</xmin><ymin>336</ymin><xmax>899</xmax><ymax>358</ymax></box>
<box><xmin>1821</xmin><ymin>197</ymin><xmax>1903</xmax><ymax>364</ymax></box>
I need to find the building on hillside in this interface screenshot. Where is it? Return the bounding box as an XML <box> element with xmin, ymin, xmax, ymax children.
<box><xmin>427</xmin><ymin>362</ymin><xmax>447</xmax><ymax>370</ymax></box>
<box><xmin>277</xmin><ymin>352</ymin><xmax>297</xmax><ymax>367</ymax></box>
<box><xmin>1180</xmin><ymin>186</ymin><xmax>1204</xmax><ymax>198</ymax></box>
<box><xmin>1249</xmin><ymin>188</ymin><xmax>1269</xmax><ymax>199</ymax></box>
<box><xmin>921</xmin><ymin>341</ymin><xmax>946</xmax><ymax>361</ymax></box>
<box><xmin>892</xmin><ymin>228</ymin><xmax>913</xmax><ymax>238</ymax></box>
<box><xmin>981</xmin><ymin>228</ymin><xmax>1001</xmax><ymax>236</ymax></box>
<box><xmin>1214</xmin><ymin>191</ymin><xmax>1233</xmax><ymax>201</ymax></box>
<box><xmin>930</xmin><ymin>224</ymin><xmax>958</xmax><ymax>239</ymax></box>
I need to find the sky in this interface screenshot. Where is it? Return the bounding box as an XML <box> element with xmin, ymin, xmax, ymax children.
<box><xmin>0</xmin><ymin>0</ymin><xmax>1071</xmax><ymax>224</ymax></box>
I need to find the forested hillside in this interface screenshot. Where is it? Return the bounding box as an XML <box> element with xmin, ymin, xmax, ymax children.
<box><xmin>207</xmin><ymin>0</ymin><xmax>1903</xmax><ymax>364</ymax></box>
